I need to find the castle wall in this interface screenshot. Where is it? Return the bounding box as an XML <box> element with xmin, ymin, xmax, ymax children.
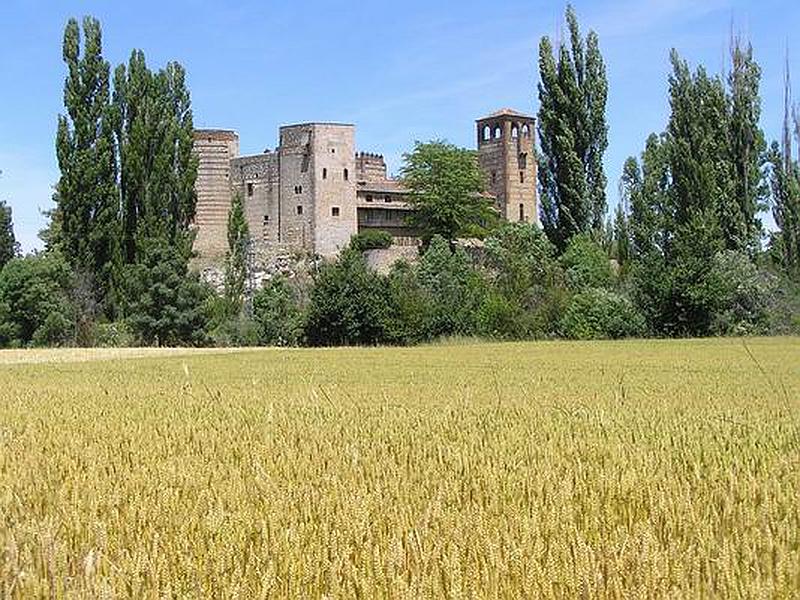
<box><xmin>230</xmin><ymin>153</ymin><xmax>279</xmax><ymax>244</ymax></box>
<box><xmin>193</xmin><ymin>130</ymin><xmax>239</xmax><ymax>260</ymax></box>
<box><xmin>355</xmin><ymin>152</ymin><xmax>388</xmax><ymax>183</ymax></box>
<box><xmin>278</xmin><ymin>125</ymin><xmax>316</xmax><ymax>252</ymax></box>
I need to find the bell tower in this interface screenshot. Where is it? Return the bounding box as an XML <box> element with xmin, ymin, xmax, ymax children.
<box><xmin>476</xmin><ymin>109</ymin><xmax>537</xmax><ymax>224</ymax></box>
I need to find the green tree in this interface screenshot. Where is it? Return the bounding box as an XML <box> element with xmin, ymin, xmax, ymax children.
<box><xmin>305</xmin><ymin>249</ymin><xmax>393</xmax><ymax>346</ymax></box>
<box><xmin>224</xmin><ymin>192</ymin><xmax>249</xmax><ymax>316</ymax></box>
<box><xmin>252</xmin><ymin>276</ymin><xmax>304</xmax><ymax>346</ymax></box>
<box><xmin>768</xmin><ymin>142</ymin><xmax>800</xmax><ymax>278</ymax></box>
<box><xmin>537</xmin><ymin>4</ymin><xmax>609</xmax><ymax>251</ymax></box>
<box><xmin>0</xmin><ymin>253</ymin><xmax>75</xmax><ymax>347</ymax></box>
<box><xmin>560</xmin><ymin>288</ymin><xmax>646</xmax><ymax>340</ymax></box>
<box><xmin>560</xmin><ymin>233</ymin><xmax>614</xmax><ymax>291</ymax></box>
<box><xmin>400</xmin><ymin>140</ymin><xmax>495</xmax><ymax>244</ymax></box>
<box><xmin>122</xmin><ymin>237</ymin><xmax>211</xmax><ymax>346</ymax></box>
<box><xmin>55</xmin><ymin>16</ymin><xmax>119</xmax><ymax>312</ymax></box>
<box><xmin>112</xmin><ymin>51</ymin><xmax>198</xmax><ymax>263</ymax></box>
<box><xmin>0</xmin><ymin>199</ymin><xmax>19</xmax><ymax>269</ymax></box>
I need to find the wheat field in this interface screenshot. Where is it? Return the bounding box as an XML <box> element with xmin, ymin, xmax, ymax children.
<box><xmin>1</xmin><ymin>338</ymin><xmax>798</xmax><ymax>598</ymax></box>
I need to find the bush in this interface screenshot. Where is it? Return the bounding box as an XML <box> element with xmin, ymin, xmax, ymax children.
<box><xmin>561</xmin><ymin>288</ymin><xmax>646</xmax><ymax>340</ymax></box>
<box><xmin>0</xmin><ymin>252</ymin><xmax>75</xmax><ymax>347</ymax></box>
<box><xmin>351</xmin><ymin>230</ymin><xmax>393</xmax><ymax>252</ymax></box>
<box><xmin>560</xmin><ymin>234</ymin><xmax>614</xmax><ymax>291</ymax></box>
<box><xmin>476</xmin><ymin>292</ymin><xmax>535</xmax><ymax>340</ymax></box>
<box><xmin>305</xmin><ymin>249</ymin><xmax>393</xmax><ymax>346</ymax></box>
<box><xmin>253</xmin><ymin>276</ymin><xmax>305</xmax><ymax>346</ymax></box>
<box><xmin>385</xmin><ymin>261</ymin><xmax>435</xmax><ymax>345</ymax></box>
<box><xmin>209</xmin><ymin>314</ymin><xmax>262</xmax><ymax>347</ymax></box>
<box><xmin>417</xmin><ymin>236</ymin><xmax>486</xmax><ymax>338</ymax></box>
<box><xmin>93</xmin><ymin>321</ymin><xmax>136</xmax><ymax>347</ymax></box>
<box><xmin>122</xmin><ymin>238</ymin><xmax>212</xmax><ymax>347</ymax></box>
<box><xmin>484</xmin><ymin>222</ymin><xmax>558</xmax><ymax>301</ymax></box>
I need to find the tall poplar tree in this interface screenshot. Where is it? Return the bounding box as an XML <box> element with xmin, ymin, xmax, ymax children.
<box><xmin>55</xmin><ymin>17</ymin><xmax>119</xmax><ymax>309</ymax></box>
<box><xmin>224</xmin><ymin>192</ymin><xmax>249</xmax><ymax>316</ymax></box>
<box><xmin>537</xmin><ymin>4</ymin><xmax>608</xmax><ymax>252</ymax></box>
<box><xmin>0</xmin><ymin>199</ymin><xmax>19</xmax><ymax>270</ymax></box>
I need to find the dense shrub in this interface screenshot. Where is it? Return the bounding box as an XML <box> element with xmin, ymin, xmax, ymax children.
<box><xmin>253</xmin><ymin>276</ymin><xmax>305</xmax><ymax>346</ymax></box>
<box><xmin>351</xmin><ymin>230</ymin><xmax>393</xmax><ymax>252</ymax></box>
<box><xmin>484</xmin><ymin>222</ymin><xmax>558</xmax><ymax>301</ymax></box>
<box><xmin>560</xmin><ymin>234</ymin><xmax>614</xmax><ymax>291</ymax></box>
<box><xmin>561</xmin><ymin>288</ymin><xmax>646</xmax><ymax>340</ymax></box>
<box><xmin>305</xmin><ymin>249</ymin><xmax>393</xmax><ymax>346</ymax></box>
<box><xmin>384</xmin><ymin>261</ymin><xmax>435</xmax><ymax>345</ymax></box>
<box><xmin>0</xmin><ymin>252</ymin><xmax>75</xmax><ymax>347</ymax></box>
<box><xmin>122</xmin><ymin>238</ymin><xmax>212</xmax><ymax>347</ymax></box>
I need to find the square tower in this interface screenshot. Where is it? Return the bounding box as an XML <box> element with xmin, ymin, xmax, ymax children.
<box><xmin>278</xmin><ymin>123</ymin><xmax>358</xmax><ymax>257</ymax></box>
<box><xmin>476</xmin><ymin>109</ymin><xmax>537</xmax><ymax>224</ymax></box>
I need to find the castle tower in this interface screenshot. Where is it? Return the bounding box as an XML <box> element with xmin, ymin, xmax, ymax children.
<box><xmin>476</xmin><ymin>109</ymin><xmax>537</xmax><ymax>224</ymax></box>
<box><xmin>192</xmin><ymin>129</ymin><xmax>240</xmax><ymax>261</ymax></box>
<box><xmin>278</xmin><ymin>123</ymin><xmax>357</xmax><ymax>257</ymax></box>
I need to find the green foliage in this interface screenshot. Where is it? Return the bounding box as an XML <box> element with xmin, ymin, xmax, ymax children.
<box><xmin>538</xmin><ymin>4</ymin><xmax>609</xmax><ymax>251</ymax></box>
<box><xmin>252</xmin><ymin>276</ymin><xmax>304</xmax><ymax>347</ymax></box>
<box><xmin>224</xmin><ymin>192</ymin><xmax>249</xmax><ymax>317</ymax></box>
<box><xmin>417</xmin><ymin>236</ymin><xmax>486</xmax><ymax>338</ymax></box>
<box><xmin>351</xmin><ymin>230</ymin><xmax>392</xmax><ymax>252</ymax></box>
<box><xmin>122</xmin><ymin>238</ymin><xmax>211</xmax><ymax>346</ymax></box>
<box><xmin>560</xmin><ymin>234</ymin><xmax>613</xmax><ymax>291</ymax></box>
<box><xmin>93</xmin><ymin>321</ymin><xmax>136</xmax><ymax>347</ymax></box>
<box><xmin>0</xmin><ymin>253</ymin><xmax>75</xmax><ymax>347</ymax></box>
<box><xmin>384</xmin><ymin>261</ymin><xmax>435</xmax><ymax>345</ymax></box>
<box><xmin>560</xmin><ymin>288</ymin><xmax>646</xmax><ymax>340</ymax></box>
<box><xmin>768</xmin><ymin>142</ymin><xmax>800</xmax><ymax>278</ymax></box>
<box><xmin>484</xmin><ymin>222</ymin><xmax>557</xmax><ymax>302</ymax></box>
<box><xmin>55</xmin><ymin>17</ymin><xmax>120</xmax><ymax>312</ymax></box>
<box><xmin>0</xmin><ymin>200</ymin><xmax>19</xmax><ymax>269</ymax></box>
<box><xmin>400</xmin><ymin>141</ymin><xmax>495</xmax><ymax>243</ymax></box>
<box><xmin>305</xmin><ymin>249</ymin><xmax>393</xmax><ymax>346</ymax></box>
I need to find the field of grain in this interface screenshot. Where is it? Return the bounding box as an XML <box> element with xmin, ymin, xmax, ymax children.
<box><xmin>1</xmin><ymin>338</ymin><xmax>798</xmax><ymax>598</ymax></box>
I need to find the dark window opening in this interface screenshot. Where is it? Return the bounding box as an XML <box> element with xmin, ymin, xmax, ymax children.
<box><xmin>331</xmin><ymin>206</ymin><xmax>340</xmax><ymax>217</ymax></box>
<box><xmin>296</xmin><ymin>205</ymin><xmax>303</xmax><ymax>215</ymax></box>
<box><xmin>519</xmin><ymin>153</ymin><xmax>527</xmax><ymax>169</ymax></box>
<box><xmin>323</xmin><ymin>168</ymin><xmax>327</xmax><ymax>180</ymax></box>
<box><xmin>331</xmin><ymin>148</ymin><xmax>336</xmax><ymax>154</ymax></box>
<box><xmin>263</xmin><ymin>215</ymin><xmax>270</xmax><ymax>224</ymax></box>
<box><xmin>520</xmin><ymin>172</ymin><xmax>525</xmax><ymax>183</ymax></box>
<box><xmin>384</xmin><ymin>196</ymin><xmax>391</xmax><ymax>203</ymax></box>
<box><xmin>491</xmin><ymin>171</ymin><xmax>496</xmax><ymax>184</ymax></box>
<box><xmin>344</xmin><ymin>168</ymin><xmax>349</xmax><ymax>181</ymax></box>
<box><xmin>519</xmin><ymin>203</ymin><xmax>525</xmax><ymax>221</ymax></box>
<box><xmin>247</xmin><ymin>183</ymin><xmax>254</xmax><ymax>197</ymax></box>
<box><xmin>366</xmin><ymin>195</ymin><xmax>373</xmax><ymax>203</ymax></box>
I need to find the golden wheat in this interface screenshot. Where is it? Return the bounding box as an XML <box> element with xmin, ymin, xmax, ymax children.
<box><xmin>1</xmin><ymin>338</ymin><xmax>798</xmax><ymax>598</ymax></box>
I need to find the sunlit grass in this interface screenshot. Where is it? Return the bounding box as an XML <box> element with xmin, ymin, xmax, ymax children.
<box><xmin>1</xmin><ymin>338</ymin><xmax>798</xmax><ymax>597</ymax></box>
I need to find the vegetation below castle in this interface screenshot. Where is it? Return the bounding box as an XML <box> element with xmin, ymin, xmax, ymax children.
<box><xmin>0</xmin><ymin>6</ymin><xmax>799</xmax><ymax>348</ymax></box>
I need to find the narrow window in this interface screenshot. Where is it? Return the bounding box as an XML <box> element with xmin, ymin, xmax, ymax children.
<box><xmin>491</xmin><ymin>171</ymin><xmax>496</xmax><ymax>184</ymax></box>
<box><xmin>522</xmin><ymin>124</ymin><xmax>530</xmax><ymax>137</ymax></box>
<box><xmin>511</xmin><ymin>126</ymin><xmax>519</xmax><ymax>138</ymax></box>
<box><xmin>385</xmin><ymin>196</ymin><xmax>391</xmax><ymax>203</ymax></box>
<box><xmin>483</xmin><ymin>126</ymin><xmax>491</xmax><ymax>141</ymax></box>
<box><xmin>263</xmin><ymin>214</ymin><xmax>270</xmax><ymax>224</ymax></box>
<box><xmin>331</xmin><ymin>148</ymin><xmax>336</xmax><ymax>154</ymax></box>
<box><xmin>519</xmin><ymin>203</ymin><xmax>524</xmax><ymax>221</ymax></box>
<box><xmin>366</xmin><ymin>195</ymin><xmax>373</xmax><ymax>203</ymax></box>
<box><xmin>296</xmin><ymin>205</ymin><xmax>303</xmax><ymax>215</ymax></box>
<box><xmin>344</xmin><ymin>168</ymin><xmax>349</xmax><ymax>181</ymax></box>
<box><xmin>323</xmin><ymin>168</ymin><xmax>327</xmax><ymax>180</ymax></box>
<box><xmin>247</xmin><ymin>183</ymin><xmax>254</xmax><ymax>197</ymax></box>
<box><xmin>520</xmin><ymin>172</ymin><xmax>525</xmax><ymax>183</ymax></box>
<box><xmin>494</xmin><ymin>126</ymin><xmax>502</xmax><ymax>139</ymax></box>
<box><xmin>331</xmin><ymin>206</ymin><xmax>340</xmax><ymax>217</ymax></box>
<box><xmin>519</xmin><ymin>153</ymin><xmax>527</xmax><ymax>169</ymax></box>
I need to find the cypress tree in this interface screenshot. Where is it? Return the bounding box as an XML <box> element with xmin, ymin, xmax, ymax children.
<box><xmin>0</xmin><ymin>199</ymin><xmax>19</xmax><ymax>269</ymax></box>
<box><xmin>224</xmin><ymin>192</ymin><xmax>249</xmax><ymax>316</ymax></box>
<box><xmin>537</xmin><ymin>4</ymin><xmax>608</xmax><ymax>252</ymax></box>
<box><xmin>55</xmin><ymin>17</ymin><xmax>119</xmax><ymax>310</ymax></box>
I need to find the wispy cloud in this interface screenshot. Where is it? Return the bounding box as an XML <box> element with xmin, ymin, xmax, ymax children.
<box><xmin>585</xmin><ymin>0</ymin><xmax>732</xmax><ymax>39</ymax></box>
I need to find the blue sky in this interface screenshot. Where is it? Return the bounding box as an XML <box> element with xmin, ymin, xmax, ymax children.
<box><xmin>0</xmin><ymin>0</ymin><xmax>797</xmax><ymax>252</ymax></box>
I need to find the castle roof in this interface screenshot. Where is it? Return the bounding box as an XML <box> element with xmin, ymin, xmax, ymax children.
<box><xmin>476</xmin><ymin>108</ymin><xmax>534</xmax><ymax>122</ymax></box>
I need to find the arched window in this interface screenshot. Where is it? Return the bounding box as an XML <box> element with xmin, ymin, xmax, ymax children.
<box><xmin>494</xmin><ymin>126</ymin><xmax>502</xmax><ymax>139</ymax></box>
<box><xmin>511</xmin><ymin>125</ymin><xmax>519</xmax><ymax>138</ymax></box>
<box><xmin>483</xmin><ymin>126</ymin><xmax>491</xmax><ymax>141</ymax></box>
<box><xmin>521</xmin><ymin>124</ymin><xmax>530</xmax><ymax>137</ymax></box>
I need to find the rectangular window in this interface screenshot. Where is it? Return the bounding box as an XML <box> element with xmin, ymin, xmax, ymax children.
<box><xmin>247</xmin><ymin>183</ymin><xmax>254</xmax><ymax>197</ymax></box>
<box><xmin>519</xmin><ymin>203</ymin><xmax>524</xmax><ymax>221</ymax></box>
<box><xmin>519</xmin><ymin>153</ymin><xmax>528</xmax><ymax>169</ymax></box>
<box><xmin>520</xmin><ymin>172</ymin><xmax>525</xmax><ymax>183</ymax></box>
<box><xmin>263</xmin><ymin>214</ymin><xmax>269</xmax><ymax>223</ymax></box>
<box><xmin>385</xmin><ymin>196</ymin><xmax>391</xmax><ymax>203</ymax></box>
<box><xmin>366</xmin><ymin>195</ymin><xmax>373</xmax><ymax>203</ymax></box>
<box><xmin>331</xmin><ymin>206</ymin><xmax>340</xmax><ymax>217</ymax></box>
<box><xmin>296</xmin><ymin>205</ymin><xmax>303</xmax><ymax>215</ymax></box>
<box><xmin>323</xmin><ymin>168</ymin><xmax>327</xmax><ymax>180</ymax></box>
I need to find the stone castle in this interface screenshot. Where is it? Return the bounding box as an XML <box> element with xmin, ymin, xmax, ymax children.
<box><xmin>191</xmin><ymin>109</ymin><xmax>537</xmax><ymax>263</ymax></box>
